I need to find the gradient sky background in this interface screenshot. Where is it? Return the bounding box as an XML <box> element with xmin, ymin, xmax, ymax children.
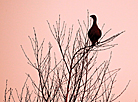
<box><xmin>0</xmin><ymin>0</ymin><xmax>138</xmax><ymax>101</ymax></box>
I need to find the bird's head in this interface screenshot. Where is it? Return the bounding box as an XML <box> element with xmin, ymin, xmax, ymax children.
<box><xmin>90</xmin><ymin>15</ymin><xmax>97</xmax><ymax>20</ymax></box>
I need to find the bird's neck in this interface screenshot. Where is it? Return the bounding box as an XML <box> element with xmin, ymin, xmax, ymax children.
<box><xmin>93</xmin><ymin>19</ymin><xmax>97</xmax><ymax>25</ymax></box>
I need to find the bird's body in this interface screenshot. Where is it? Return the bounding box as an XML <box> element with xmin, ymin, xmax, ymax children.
<box><xmin>88</xmin><ymin>15</ymin><xmax>101</xmax><ymax>46</ymax></box>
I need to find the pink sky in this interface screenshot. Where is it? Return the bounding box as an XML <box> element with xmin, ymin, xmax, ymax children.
<box><xmin>0</xmin><ymin>0</ymin><xmax>138</xmax><ymax>101</ymax></box>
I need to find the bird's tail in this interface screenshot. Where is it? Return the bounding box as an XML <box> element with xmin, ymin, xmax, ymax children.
<box><xmin>92</xmin><ymin>42</ymin><xmax>95</xmax><ymax>47</ymax></box>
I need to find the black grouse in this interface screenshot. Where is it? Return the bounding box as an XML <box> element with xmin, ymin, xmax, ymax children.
<box><xmin>88</xmin><ymin>15</ymin><xmax>101</xmax><ymax>46</ymax></box>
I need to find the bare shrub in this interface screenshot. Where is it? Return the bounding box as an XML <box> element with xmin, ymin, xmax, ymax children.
<box><xmin>4</xmin><ymin>10</ymin><xmax>130</xmax><ymax>102</ymax></box>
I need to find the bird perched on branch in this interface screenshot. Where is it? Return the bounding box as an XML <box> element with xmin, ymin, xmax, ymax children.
<box><xmin>88</xmin><ymin>15</ymin><xmax>101</xmax><ymax>47</ymax></box>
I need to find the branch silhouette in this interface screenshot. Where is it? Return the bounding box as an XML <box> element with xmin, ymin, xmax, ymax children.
<box><xmin>4</xmin><ymin>10</ymin><xmax>130</xmax><ymax>102</ymax></box>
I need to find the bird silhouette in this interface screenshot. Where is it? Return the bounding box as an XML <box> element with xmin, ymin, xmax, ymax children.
<box><xmin>88</xmin><ymin>15</ymin><xmax>101</xmax><ymax>47</ymax></box>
